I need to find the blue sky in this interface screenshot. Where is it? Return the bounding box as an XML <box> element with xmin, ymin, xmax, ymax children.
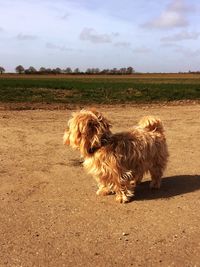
<box><xmin>0</xmin><ymin>0</ymin><xmax>200</xmax><ymax>72</ymax></box>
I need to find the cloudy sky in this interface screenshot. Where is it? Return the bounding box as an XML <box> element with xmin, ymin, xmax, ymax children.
<box><xmin>0</xmin><ymin>0</ymin><xmax>200</xmax><ymax>72</ymax></box>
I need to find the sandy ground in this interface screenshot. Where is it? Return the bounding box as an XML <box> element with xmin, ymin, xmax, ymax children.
<box><xmin>0</xmin><ymin>104</ymin><xmax>200</xmax><ymax>267</ymax></box>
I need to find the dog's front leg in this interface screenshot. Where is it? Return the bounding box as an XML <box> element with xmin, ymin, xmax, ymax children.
<box><xmin>96</xmin><ymin>183</ymin><xmax>114</xmax><ymax>196</ymax></box>
<box><xmin>115</xmin><ymin>180</ymin><xmax>136</xmax><ymax>204</ymax></box>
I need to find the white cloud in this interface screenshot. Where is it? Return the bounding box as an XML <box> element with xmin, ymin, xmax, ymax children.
<box><xmin>142</xmin><ymin>0</ymin><xmax>194</xmax><ymax>29</ymax></box>
<box><xmin>145</xmin><ymin>12</ymin><xmax>188</xmax><ymax>29</ymax></box>
<box><xmin>60</xmin><ymin>12</ymin><xmax>70</xmax><ymax>20</ymax></box>
<box><xmin>167</xmin><ymin>0</ymin><xmax>195</xmax><ymax>13</ymax></box>
<box><xmin>132</xmin><ymin>47</ymin><xmax>151</xmax><ymax>53</ymax></box>
<box><xmin>161</xmin><ymin>31</ymin><xmax>200</xmax><ymax>42</ymax></box>
<box><xmin>46</xmin><ymin>42</ymin><xmax>73</xmax><ymax>52</ymax></box>
<box><xmin>16</xmin><ymin>33</ymin><xmax>38</xmax><ymax>41</ymax></box>
<box><xmin>80</xmin><ymin>28</ymin><xmax>118</xmax><ymax>44</ymax></box>
<box><xmin>174</xmin><ymin>46</ymin><xmax>200</xmax><ymax>57</ymax></box>
<box><xmin>160</xmin><ymin>42</ymin><xmax>182</xmax><ymax>48</ymax></box>
<box><xmin>114</xmin><ymin>42</ymin><xmax>131</xmax><ymax>48</ymax></box>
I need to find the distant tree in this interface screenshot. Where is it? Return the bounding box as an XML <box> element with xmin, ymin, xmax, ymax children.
<box><xmin>74</xmin><ymin>68</ymin><xmax>80</xmax><ymax>74</ymax></box>
<box><xmin>119</xmin><ymin>68</ymin><xmax>127</xmax><ymax>74</ymax></box>
<box><xmin>126</xmin><ymin>66</ymin><xmax>135</xmax><ymax>74</ymax></box>
<box><xmin>101</xmin><ymin>69</ymin><xmax>110</xmax><ymax>74</ymax></box>
<box><xmin>39</xmin><ymin>67</ymin><xmax>47</xmax><ymax>73</ymax></box>
<box><xmin>111</xmin><ymin>68</ymin><xmax>118</xmax><ymax>74</ymax></box>
<box><xmin>51</xmin><ymin>69</ymin><xmax>56</xmax><ymax>74</ymax></box>
<box><xmin>0</xmin><ymin>66</ymin><xmax>5</xmax><ymax>74</ymax></box>
<box><xmin>95</xmin><ymin>68</ymin><xmax>100</xmax><ymax>74</ymax></box>
<box><xmin>15</xmin><ymin>65</ymin><xmax>25</xmax><ymax>74</ymax></box>
<box><xmin>55</xmin><ymin>67</ymin><xmax>62</xmax><ymax>74</ymax></box>
<box><xmin>65</xmin><ymin>67</ymin><xmax>72</xmax><ymax>74</ymax></box>
<box><xmin>46</xmin><ymin>68</ymin><xmax>52</xmax><ymax>74</ymax></box>
<box><xmin>51</xmin><ymin>68</ymin><xmax>62</xmax><ymax>74</ymax></box>
<box><xmin>24</xmin><ymin>69</ymin><xmax>29</xmax><ymax>74</ymax></box>
<box><xmin>28</xmin><ymin>66</ymin><xmax>37</xmax><ymax>74</ymax></box>
<box><xmin>86</xmin><ymin>68</ymin><xmax>92</xmax><ymax>74</ymax></box>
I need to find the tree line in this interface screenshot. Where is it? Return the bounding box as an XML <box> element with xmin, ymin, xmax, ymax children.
<box><xmin>0</xmin><ymin>65</ymin><xmax>135</xmax><ymax>75</ymax></box>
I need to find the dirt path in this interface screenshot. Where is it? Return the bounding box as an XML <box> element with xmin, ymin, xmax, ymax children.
<box><xmin>0</xmin><ymin>104</ymin><xmax>200</xmax><ymax>267</ymax></box>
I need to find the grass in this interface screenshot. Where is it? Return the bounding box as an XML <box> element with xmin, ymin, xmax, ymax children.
<box><xmin>0</xmin><ymin>74</ymin><xmax>200</xmax><ymax>104</ymax></box>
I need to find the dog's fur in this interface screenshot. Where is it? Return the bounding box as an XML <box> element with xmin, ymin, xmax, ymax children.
<box><xmin>63</xmin><ymin>109</ymin><xmax>169</xmax><ymax>203</ymax></box>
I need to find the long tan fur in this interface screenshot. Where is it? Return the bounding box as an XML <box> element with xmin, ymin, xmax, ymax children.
<box><xmin>64</xmin><ymin>109</ymin><xmax>169</xmax><ymax>203</ymax></box>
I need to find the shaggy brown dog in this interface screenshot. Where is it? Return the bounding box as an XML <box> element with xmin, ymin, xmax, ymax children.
<box><xmin>63</xmin><ymin>109</ymin><xmax>169</xmax><ymax>203</ymax></box>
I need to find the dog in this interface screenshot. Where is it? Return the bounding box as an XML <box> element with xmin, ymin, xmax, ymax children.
<box><xmin>63</xmin><ymin>109</ymin><xmax>169</xmax><ymax>203</ymax></box>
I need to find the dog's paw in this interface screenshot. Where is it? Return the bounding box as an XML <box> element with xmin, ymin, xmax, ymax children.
<box><xmin>96</xmin><ymin>187</ymin><xmax>113</xmax><ymax>196</ymax></box>
<box><xmin>115</xmin><ymin>194</ymin><xmax>132</xmax><ymax>204</ymax></box>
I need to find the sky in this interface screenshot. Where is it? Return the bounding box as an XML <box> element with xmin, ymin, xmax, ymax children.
<box><xmin>0</xmin><ymin>0</ymin><xmax>200</xmax><ymax>72</ymax></box>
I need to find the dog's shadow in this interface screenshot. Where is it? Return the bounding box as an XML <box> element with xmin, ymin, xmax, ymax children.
<box><xmin>135</xmin><ymin>175</ymin><xmax>200</xmax><ymax>200</ymax></box>
<box><xmin>68</xmin><ymin>158</ymin><xmax>84</xmax><ymax>167</ymax></box>
<box><xmin>68</xmin><ymin>159</ymin><xmax>200</xmax><ymax>200</ymax></box>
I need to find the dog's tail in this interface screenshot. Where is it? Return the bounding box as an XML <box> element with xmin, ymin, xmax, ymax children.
<box><xmin>137</xmin><ymin>116</ymin><xmax>164</xmax><ymax>134</ymax></box>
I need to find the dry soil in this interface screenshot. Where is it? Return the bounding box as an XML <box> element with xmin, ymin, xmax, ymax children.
<box><xmin>0</xmin><ymin>104</ymin><xmax>200</xmax><ymax>267</ymax></box>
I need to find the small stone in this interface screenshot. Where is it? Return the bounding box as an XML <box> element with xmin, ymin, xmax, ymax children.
<box><xmin>122</xmin><ymin>232</ymin><xmax>129</xmax><ymax>236</ymax></box>
<box><xmin>94</xmin><ymin>252</ymin><xmax>100</xmax><ymax>256</ymax></box>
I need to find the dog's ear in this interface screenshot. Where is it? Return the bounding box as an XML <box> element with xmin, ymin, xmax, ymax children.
<box><xmin>83</xmin><ymin>119</ymin><xmax>101</xmax><ymax>154</ymax></box>
<box><xmin>80</xmin><ymin>113</ymin><xmax>112</xmax><ymax>155</ymax></box>
<box><xmin>97</xmin><ymin>115</ymin><xmax>111</xmax><ymax>130</ymax></box>
<box><xmin>86</xmin><ymin>109</ymin><xmax>111</xmax><ymax>130</ymax></box>
<box><xmin>63</xmin><ymin>129</ymin><xmax>70</xmax><ymax>145</ymax></box>
<box><xmin>87</xmin><ymin>119</ymin><xmax>98</xmax><ymax>131</ymax></box>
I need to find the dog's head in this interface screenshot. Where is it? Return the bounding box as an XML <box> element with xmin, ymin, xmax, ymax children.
<box><xmin>63</xmin><ymin>109</ymin><xmax>111</xmax><ymax>157</ymax></box>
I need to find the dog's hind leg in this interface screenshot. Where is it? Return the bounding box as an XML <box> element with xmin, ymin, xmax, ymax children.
<box><xmin>149</xmin><ymin>166</ymin><xmax>163</xmax><ymax>189</ymax></box>
<box><xmin>136</xmin><ymin>174</ymin><xmax>143</xmax><ymax>185</ymax></box>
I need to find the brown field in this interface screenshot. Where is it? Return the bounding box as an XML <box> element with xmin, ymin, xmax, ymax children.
<box><xmin>1</xmin><ymin>73</ymin><xmax>200</xmax><ymax>79</ymax></box>
<box><xmin>1</xmin><ymin>103</ymin><xmax>200</xmax><ymax>267</ymax></box>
